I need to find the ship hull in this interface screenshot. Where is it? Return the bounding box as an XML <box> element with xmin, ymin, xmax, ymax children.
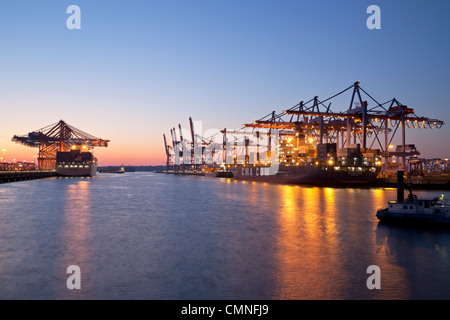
<box><xmin>56</xmin><ymin>163</ymin><xmax>97</xmax><ymax>177</ymax></box>
<box><xmin>55</xmin><ymin>150</ymin><xmax>98</xmax><ymax>177</ymax></box>
<box><xmin>228</xmin><ymin>165</ymin><xmax>380</xmax><ymax>186</ymax></box>
<box><xmin>377</xmin><ymin>210</ymin><xmax>450</xmax><ymax>226</ymax></box>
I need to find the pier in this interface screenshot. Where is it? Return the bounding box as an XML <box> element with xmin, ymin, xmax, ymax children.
<box><xmin>0</xmin><ymin>170</ymin><xmax>57</xmax><ymax>184</ymax></box>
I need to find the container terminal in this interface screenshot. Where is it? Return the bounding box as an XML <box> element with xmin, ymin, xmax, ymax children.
<box><xmin>1</xmin><ymin>120</ymin><xmax>109</xmax><ymax>183</ymax></box>
<box><xmin>160</xmin><ymin>82</ymin><xmax>449</xmax><ymax>189</ymax></box>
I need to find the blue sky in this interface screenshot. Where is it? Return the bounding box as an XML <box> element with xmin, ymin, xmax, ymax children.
<box><xmin>0</xmin><ymin>0</ymin><xmax>449</xmax><ymax>164</ymax></box>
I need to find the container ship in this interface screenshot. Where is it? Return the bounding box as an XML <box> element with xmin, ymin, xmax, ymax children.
<box><xmin>55</xmin><ymin>146</ymin><xmax>97</xmax><ymax>177</ymax></box>
<box><xmin>227</xmin><ymin>141</ymin><xmax>382</xmax><ymax>186</ymax></box>
<box><xmin>228</xmin><ymin>164</ymin><xmax>380</xmax><ymax>185</ymax></box>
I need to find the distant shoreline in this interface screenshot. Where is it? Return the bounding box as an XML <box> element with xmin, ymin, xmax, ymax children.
<box><xmin>97</xmin><ymin>165</ymin><xmax>166</xmax><ymax>172</ymax></box>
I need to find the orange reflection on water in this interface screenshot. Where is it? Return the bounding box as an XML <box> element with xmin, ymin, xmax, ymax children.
<box><xmin>301</xmin><ymin>187</ymin><xmax>321</xmax><ymax>240</ymax></box>
<box><xmin>322</xmin><ymin>188</ymin><xmax>338</xmax><ymax>239</ymax></box>
<box><xmin>372</xmin><ymin>188</ymin><xmax>388</xmax><ymax>211</ymax></box>
<box><xmin>64</xmin><ymin>180</ymin><xmax>91</xmax><ymax>243</ymax></box>
<box><xmin>274</xmin><ymin>186</ymin><xmax>343</xmax><ymax>299</ymax></box>
<box><xmin>273</xmin><ymin>185</ymin><xmax>303</xmax><ymax>299</ymax></box>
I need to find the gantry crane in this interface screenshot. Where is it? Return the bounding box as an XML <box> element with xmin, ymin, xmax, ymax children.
<box><xmin>164</xmin><ymin>82</ymin><xmax>444</xmax><ymax>172</ymax></box>
<box><xmin>163</xmin><ymin>117</ymin><xmax>220</xmax><ymax>172</ymax></box>
<box><xmin>12</xmin><ymin>120</ymin><xmax>109</xmax><ymax>170</ymax></box>
<box><xmin>239</xmin><ymin>81</ymin><xmax>444</xmax><ymax>170</ymax></box>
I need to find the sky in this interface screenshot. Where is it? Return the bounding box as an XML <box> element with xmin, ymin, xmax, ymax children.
<box><xmin>0</xmin><ymin>0</ymin><xmax>449</xmax><ymax>166</ymax></box>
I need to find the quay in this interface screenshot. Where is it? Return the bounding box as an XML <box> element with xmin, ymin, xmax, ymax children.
<box><xmin>155</xmin><ymin>168</ymin><xmax>450</xmax><ymax>189</ymax></box>
<box><xmin>374</xmin><ymin>174</ymin><xmax>450</xmax><ymax>190</ymax></box>
<box><xmin>0</xmin><ymin>171</ymin><xmax>57</xmax><ymax>184</ymax></box>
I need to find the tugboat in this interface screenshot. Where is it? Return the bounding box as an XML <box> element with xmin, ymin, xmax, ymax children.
<box><xmin>376</xmin><ymin>171</ymin><xmax>450</xmax><ymax>226</ymax></box>
<box><xmin>215</xmin><ymin>164</ymin><xmax>233</xmax><ymax>178</ymax></box>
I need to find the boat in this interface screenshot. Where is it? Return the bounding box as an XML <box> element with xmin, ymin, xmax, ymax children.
<box><xmin>227</xmin><ymin>143</ymin><xmax>382</xmax><ymax>186</ymax></box>
<box><xmin>99</xmin><ymin>166</ymin><xmax>125</xmax><ymax>174</ymax></box>
<box><xmin>55</xmin><ymin>147</ymin><xmax>97</xmax><ymax>177</ymax></box>
<box><xmin>215</xmin><ymin>164</ymin><xmax>234</xmax><ymax>178</ymax></box>
<box><xmin>376</xmin><ymin>171</ymin><xmax>450</xmax><ymax>226</ymax></box>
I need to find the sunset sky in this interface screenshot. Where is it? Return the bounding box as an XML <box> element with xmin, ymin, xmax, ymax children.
<box><xmin>1</xmin><ymin>0</ymin><xmax>449</xmax><ymax>166</ymax></box>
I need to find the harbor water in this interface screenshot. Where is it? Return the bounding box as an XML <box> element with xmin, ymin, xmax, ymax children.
<box><xmin>1</xmin><ymin>172</ymin><xmax>450</xmax><ymax>300</ymax></box>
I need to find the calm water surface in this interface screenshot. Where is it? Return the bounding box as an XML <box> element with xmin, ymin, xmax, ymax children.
<box><xmin>0</xmin><ymin>172</ymin><xmax>449</xmax><ymax>299</ymax></box>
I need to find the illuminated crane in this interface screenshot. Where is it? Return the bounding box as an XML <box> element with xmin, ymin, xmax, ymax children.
<box><xmin>241</xmin><ymin>81</ymin><xmax>444</xmax><ymax>170</ymax></box>
<box><xmin>163</xmin><ymin>82</ymin><xmax>444</xmax><ymax>172</ymax></box>
<box><xmin>12</xmin><ymin>120</ymin><xmax>110</xmax><ymax>170</ymax></box>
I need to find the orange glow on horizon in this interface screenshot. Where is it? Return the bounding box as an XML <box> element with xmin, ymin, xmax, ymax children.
<box><xmin>1</xmin><ymin>140</ymin><xmax>167</xmax><ymax>167</ymax></box>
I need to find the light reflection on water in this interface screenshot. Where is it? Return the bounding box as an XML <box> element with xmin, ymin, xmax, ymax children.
<box><xmin>55</xmin><ymin>180</ymin><xmax>93</xmax><ymax>299</ymax></box>
<box><xmin>0</xmin><ymin>173</ymin><xmax>449</xmax><ymax>299</ymax></box>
